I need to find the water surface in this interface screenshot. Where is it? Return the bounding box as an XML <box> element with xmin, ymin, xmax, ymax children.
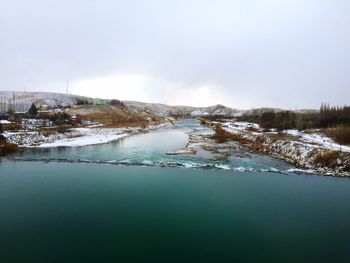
<box><xmin>1</xmin><ymin>161</ymin><xmax>350</xmax><ymax>262</ymax></box>
<box><xmin>2</xmin><ymin>120</ymin><xmax>350</xmax><ymax>262</ymax></box>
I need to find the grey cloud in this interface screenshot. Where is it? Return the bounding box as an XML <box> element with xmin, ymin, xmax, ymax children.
<box><xmin>0</xmin><ymin>0</ymin><xmax>349</xmax><ymax>109</ymax></box>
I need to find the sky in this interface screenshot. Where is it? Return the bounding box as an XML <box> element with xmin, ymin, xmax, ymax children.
<box><xmin>0</xmin><ymin>0</ymin><xmax>349</xmax><ymax>109</ymax></box>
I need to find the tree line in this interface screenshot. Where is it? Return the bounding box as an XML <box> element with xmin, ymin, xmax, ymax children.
<box><xmin>240</xmin><ymin>103</ymin><xmax>350</xmax><ymax>131</ymax></box>
<box><xmin>319</xmin><ymin>103</ymin><xmax>350</xmax><ymax>128</ymax></box>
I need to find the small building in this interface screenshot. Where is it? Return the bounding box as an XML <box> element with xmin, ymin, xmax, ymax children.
<box><xmin>69</xmin><ymin>115</ymin><xmax>81</xmax><ymax>125</ymax></box>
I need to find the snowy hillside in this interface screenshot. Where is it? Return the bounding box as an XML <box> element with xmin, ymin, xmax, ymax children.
<box><xmin>124</xmin><ymin>101</ymin><xmax>240</xmax><ymax>117</ymax></box>
<box><xmin>0</xmin><ymin>91</ymin><xmax>93</xmax><ymax>112</ymax></box>
<box><xmin>0</xmin><ymin>91</ymin><xmax>317</xmax><ymax>118</ymax></box>
<box><xmin>0</xmin><ymin>91</ymin><xmax>240</xmax><ymax>117</ymax></box>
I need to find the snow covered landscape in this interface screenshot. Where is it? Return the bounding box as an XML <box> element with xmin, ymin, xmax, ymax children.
<box><xmin>218</xmin><ymin>121</ymin><xmax>350</xmax><ymax>176</ymax></box>
<box><xmin>3</xmin><ymin>2</ymin><xmax>350</xmax><ymax>262</ymax></box>
<box><xmin>0</xmin><ymin>91</ymin><xmax>241</xmax><ymax>119</ymax></box>
<box><xmin>0</xmin><ymin>91</ymin><xmax>349</xmax><ymax>177</ymax></box>
<box><xmin>3</xmin><ymin>121</ymin><xmax>173</xmax><ymax>148</ymax></box>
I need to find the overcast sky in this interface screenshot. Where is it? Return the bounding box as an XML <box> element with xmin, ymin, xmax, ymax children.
<box><xmin>1</xmin><ymin>0</ymin><xmax>349</xmax><ymax>109</ymax></box>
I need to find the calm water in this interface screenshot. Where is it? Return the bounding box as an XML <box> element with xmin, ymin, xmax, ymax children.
<box><xmin>1</xmin><ymin>120</ymin><xmax>350</xmax><ymax>262</ymax></box>
<box><xmin>1</xmin><ymin>162</ymin><xmax>350</xmax><ymax>262</ymax></box>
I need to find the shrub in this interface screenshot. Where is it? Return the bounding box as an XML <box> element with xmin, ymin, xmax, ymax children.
<box><xmin>198</xmin><ymin>118</ymin><xmax>207</xmax><ymax>126</ymax></box>
<box><xmin>0</xmin><ymin>135</ymin><xmax>6</xmax><ymax>144</ymax></box>
<box><xmin>57</xmin><ymin>126</ymin><xmax>69</xmax><ymax>133</ymax></box>
<box><xmin>2</xmin><ymin>123</ymin><xmax>21</xmax><ymax>132</ymax></box>
<box><xmin>76</xmin><ymin>98</ymin><xmax>92</xmax><ymax>105</ymax></box>
<box><xmin>0</xmin><ymin>142</ymin><xmax>18</xmax><ymax>155</ymax></box>
<box><xmin>28</xmin><ymin>102</ymin><xmax>38</xmax><ymax>117</ymax></box>
<box><xmin>325</xmin><ymin>126</ymin><xmax>350</xmax><ymax>145</ymax></box>
<box><xmin>212</xmin><ymin>125</ymin><xmax>251</xmax><ymax>144</ymax></box>
<box><xmin>314</xmin><ymin>151</ymin><xmax>340</xmax><ymax>168</ymax></box>
<box><xmin>110</xmin><ymin>99</ymin><xmax>125</xmax><ymax>107</ymax></box>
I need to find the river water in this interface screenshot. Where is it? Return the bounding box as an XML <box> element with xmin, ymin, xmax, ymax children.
<box><xmin>14</xmin><ymin>119</ymin><xmax>292</xmax><ymax>172</ymax></box>
<box><xmin>1</xmin><ymin>120</ymin><xmax>350</xmax><ymax>262</ymax></box>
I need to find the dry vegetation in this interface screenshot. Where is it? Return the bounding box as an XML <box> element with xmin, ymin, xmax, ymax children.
<box><xmin>1</xmin><ymin>123</ymin><xmax>21</xmax><ymax>132</ymax></box>
<box><xmin>199</xmin><ymin>120</ymin><xmax>350</xmax><ymax>175</ymax></box>
<box><xmin>324</xmin><ymin>126</ymin><xmax>350</xmax><ymax>146</ymax></box>
<box><xmin>250</xmin><ymin>135</ymin><xmax>267</xmax><ymax>152</ymax></box>
<box><xmin>198</xmin><ymin>118</ymin><xmax>208</xmax><ymax>126</ymax></box>
<box><xmin>0</xmin><ymin>135</ymin><xmax>18</xmax><ymax>156</ymax></box>
<box><xmin>212</xmin><ymin>124</ymin><xmax>251</xmax><ymax>144</ymax></box>
<box><xmin>66</xmin><ymin>105</ymin><xmax>153</xmax><ymax>126</ymax></box>
<box><xmin>268</xmin><ymin>133</ymin><xmax>301</xmax><ymax>142</ymax></box>
<box><xmin>314</xmin><ymin>151</ymin><xmax>340</xmax><ymax>168</ymax></box>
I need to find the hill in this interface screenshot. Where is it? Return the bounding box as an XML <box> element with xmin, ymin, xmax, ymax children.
<box><xmin>0</xmin><ymin>91</ymin><xmax>318</xmax><ymax>123</ymax></box>
<box><xmin>0</xmin><ymin>92</ymin><xmax>240</xmax><ymax>121</ymax></box>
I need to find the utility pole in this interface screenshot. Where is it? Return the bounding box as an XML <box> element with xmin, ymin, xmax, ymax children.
<box><xmin>66</xmin><ymin>80</ymin><xmax>69</xmax><ymax>95</ymax></box>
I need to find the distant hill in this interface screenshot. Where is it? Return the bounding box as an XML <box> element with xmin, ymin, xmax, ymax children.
<box><xmin>0</xmin><ymin>91</ymin><xmax>317</xmax><ymax>120</ymax></box>
<box><xmin>0</xmin><ymin>91</ymin><xmax>93</xmax><ymax>112</ymax></box>
<box><xmin>0</xmin><ymin>91</ymin><xmax>240</xmax><ymax>118</ymax></box>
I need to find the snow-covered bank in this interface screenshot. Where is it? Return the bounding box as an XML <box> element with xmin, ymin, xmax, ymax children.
<box><xmin>38</xmin><ymin>129</ymin><xmax>130</xmax><ymax>148</ymax></box>
<box><xmin>223</xmin><ymin>122</ymin><xmax>350</xmax><ymax>153</ymax></box>
<box><xmin>283</xmin><ymin>129</ymin><xmax>350</xmax><ymax>153</ymax></box>
<box><xmin>206</xmin><ymin>121</ymin><xmax>350</xmax><ymax>177</ymax></box>
<box><xmin>3</xmin><ymin>121</ymin><xmax>173</xmax><ymax>148</ymax></box>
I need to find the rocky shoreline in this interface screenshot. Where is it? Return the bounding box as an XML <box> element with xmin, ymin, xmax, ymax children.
<box><xmin>2</xmin><ymin>119</ymin><xmax>175</xmax><ymax>149</ymax></box>
<box><xmin>198</xmin><ymin>119</ymin><xmax>350</xmax><ymax>177</ymax></box>
<box><xmin>3</xmin><ymin>117</ymin><xmax>349</xmax><ymax>177</ymax></box>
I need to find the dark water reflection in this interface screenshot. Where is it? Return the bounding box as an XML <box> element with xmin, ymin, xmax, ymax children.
<box><xmin>1</xmin><ymin>162</ymin><xmax>350</xmax><ymax>262</ymax></box>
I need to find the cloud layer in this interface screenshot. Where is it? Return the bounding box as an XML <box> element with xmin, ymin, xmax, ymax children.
<box><xmin>1</xmin><ymin>0</ymin><xmax>349</xmax><ymax>109</ymax></box>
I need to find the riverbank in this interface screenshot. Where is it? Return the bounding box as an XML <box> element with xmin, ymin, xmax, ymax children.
<box><xmin>2</xmin><ymin>119</ymin><xmax>175</xmax><ymax>148</ymax></box>
<box><xmin>3</xmin><ymin>117</ymin><xmax>349</xmax><ymax>176</ymax></box>
<box><xmin>200</xmin><ymin>119</ymin><xmax>350</xmax><ymax>177</ymax></box>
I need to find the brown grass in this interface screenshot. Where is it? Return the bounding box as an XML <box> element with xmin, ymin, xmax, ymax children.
<box><xmin>57</xmin><ymin>125</ymin><xmax>72</xmax><ymax>134</ymax></box>
<box><xmin>324</xmin><ymin>126</ymin><xmax>350</xmax><ymax>145</ymax></box>
<box><xmin>198</xmin><ymin>118</ymin><xmax>208</xmax><ymax>126</ymax></box>
<box><xmin>67</xmin><ymin>105</ymin><xmax>148</xmax><ymax>125</ymax></box>
<box><xmin>269</xmin><ymin>133</ymin><xmax>301</xmax><ymax>142</ymax></box>
<box><xmin>102</xmin><ymin>120</ymin><xmax>162</xmax><ymax>129</ymax></box>
<box><xmin>82</xmin><ymin>112</ymin><xmax>149</xmax><ymax>126</ymax></box>
<box><xmin>314</xmin><ymin>151</ymin><xmax>340</xmax><ymax>168</ymax></box>
<box><xmin>212</xmin><ymin>125</ymin><xmax>251</xmax><ymax>144</ymax></box>
<box><xmin>39</xmin><ymin>127</ymin><xmax>59</xmax><ymax>136</ymax></box>
<box><xmin>250</xmin><ymin>136</ymin><xmax>267</xmax><ymax>152</ymax></box>
<box><xmin>2</xmin><ymin>123</ymin><xmax>21</xmax><ymax>132</ymax></box>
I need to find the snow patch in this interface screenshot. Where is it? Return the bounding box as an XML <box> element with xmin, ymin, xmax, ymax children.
<box><xmin>283</xmin><ymin>129</ymin><xmax>350</xmax><ymax>153</ymax></box>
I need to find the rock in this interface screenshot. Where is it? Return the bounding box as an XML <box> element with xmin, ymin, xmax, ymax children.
<box><xmin>166</xmin><ymin>148</ymin><xmax>197</xmax><ymax>155</ymax></box>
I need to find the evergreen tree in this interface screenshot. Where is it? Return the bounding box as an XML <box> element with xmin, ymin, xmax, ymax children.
<box><xmin>28</xmin><ymin>102</ymin><xmax>38</xmax><ymax>117</ymax></box>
